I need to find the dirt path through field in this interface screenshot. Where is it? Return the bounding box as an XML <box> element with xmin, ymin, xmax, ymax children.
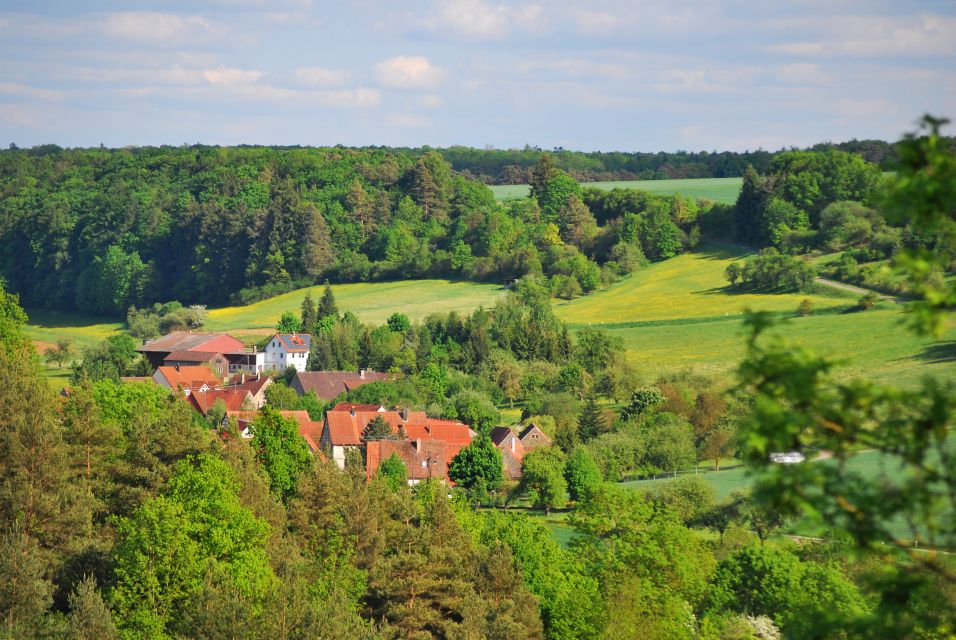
<box><xmin>814</xmin><ymin>277</ymin><xmax>901</xmax><ymax>303</ymax></box>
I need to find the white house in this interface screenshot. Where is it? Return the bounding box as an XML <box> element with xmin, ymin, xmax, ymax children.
<box><xmin>264</xmin><ymin>333</ymin><xmax>312</xmax><ymax>372</ymax></box>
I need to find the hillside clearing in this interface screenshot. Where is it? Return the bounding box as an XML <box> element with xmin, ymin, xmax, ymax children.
<box><xmin>204</xmin><ymin>279</ymin><xmax>507</xmax><ymax>331</ymax></box>
<box><xmin>490</xmin><ymin>177</ymin><xmax>743</xmax><ymax>203</ymax></box>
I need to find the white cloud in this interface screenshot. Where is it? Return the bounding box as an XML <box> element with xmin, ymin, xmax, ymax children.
<box><xmin>294</xmin><ymin>66</ymin><xmax>350</xmax><ymax>87</ymax></box>
<box><xmin>776</xmin><ymin>63</ymin><xmax>833</xmax><ymax>85</ymax></box>
<box><xmin>0</xmin><ymin>82</ymin><xmax>63</xmax><ymax>101</ymax></box>
<box><xmin>202</xmin><ymin>65</ymin><xmax>263</xmax><ymax>85</ymax></box>
<box><xmin>769</xmin><ymin>14</ymin><xmax>956</xmax><ymax>57</ymax></box>
<box><xmin>518</xmin><ymin>58</ymin><xmax>631</xmax><ymax>80</ymax></box>
<box><xmin>422</xmin><ymin>0</ymin><xmax>543</xmax><ymax>41</ymax></box>
<box><xmin>386</xmin><ymin>113</ymin><xmax>431</xmax><ymax>128</ymax></box>
<box><xmin>375</xmin><ymin>56</ymin><xmax>447</xmax><ymax>89</ymax></box>
<box><xmin>102</xmin><ymin>12</ymin><xmax>215</xmax><ymax>44</ymax></box>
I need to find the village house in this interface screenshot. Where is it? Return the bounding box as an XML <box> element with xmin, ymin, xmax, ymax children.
<box><xmin>138</xmin><ymin>330</ymin><xmax>268</xmax><ymax>375</ymax></box>
<box><xmin>264</xmin><ymin>333</ymin><xmax>312</xmax><ymax>373</ymax></box>
<box><xmin>517</xmin><ymin>423</ymin><xmax>551</xmax><ymax>452</ymax></box>
<box><xmin>162</xmin><ymin>350</ymin><xmax>230</xmax><ymax>378</ymax></box>
<box><xmin>490</xmin><ymin>426</ymin><xmax>527</xmax><ymax>480</ymax></box>
<box><xmin>289</xmin><ymin>369</ymin><xmax>391</xmax><ymax>401</ymax></box>
<box><xmin>223</xmin><ymin>409</ymin><xmax>324</xmax><ymax>454</ymax></box>
<box><xmin>187</xmin><ymin>388</ymin><xmax>255</xmax><ymax>415</ymax></box>
<box><xmin>319</xmin><ymin>403</ymin><xmax>473</xmax><ymax>481</ymax></box>
<box><xmin>366</xmin><ymin>439</ymin><xmax>456</xmax><ymax>485</ymax></box>
<box><xmin>152</xmin><ymin>364</ymin><xmax>221</xmax><ymax>395</ymax></box>
<box><xmin>223</xmin><ymin>373</ymin><xmax>272</xmax><ymax>408</ymax></box>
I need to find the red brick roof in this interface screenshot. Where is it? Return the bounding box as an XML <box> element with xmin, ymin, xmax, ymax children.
<box><xmin>292</xmin><ymin>371</ymin><xmax>392</xmax><ymax>401</ymax></box>
<box><xmin>188</xmin><ymin>389</ymin><xmax>253</xmax><ymax>415</ymax></box>
<box><xmin>154</xmin><ymin>365</ymin><xmax>220</xmax><ymax>391</ymax></box>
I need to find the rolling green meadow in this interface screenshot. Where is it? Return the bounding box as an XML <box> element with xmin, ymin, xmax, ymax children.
<box><xmin>490</xmin><ymin>177</ymin><xmax>743</xmax><ymax>203</ymax></box>
<box><xmin>25</xmin><ymin>240</ymin><xmax>956</xmax><ymax>390</ymax></box>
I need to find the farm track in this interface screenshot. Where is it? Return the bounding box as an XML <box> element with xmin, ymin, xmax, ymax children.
<box><xmin>814</xmin><ymin>277</ymin><xmax>902</xmax><ymax>303</ymax></box>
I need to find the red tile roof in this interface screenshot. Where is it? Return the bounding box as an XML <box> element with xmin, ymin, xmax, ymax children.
<box><xmin>366</xmin><ymin>440</ymin><xmax>457</xmax><ymax>482</ymax></box>
<box><xmin>188</xmin><ymin>389</ymin><xmax>253</xmax><ymax>415</ymax></box>
<box><xmin>225</xmin><ymin>409</ymin><xmax>323</xmax><ymax>453</ymax></box>
<box><xmin>154</xmin><ymin>365</ymin><xmax>220</xmax><ymax>391</ymax></box>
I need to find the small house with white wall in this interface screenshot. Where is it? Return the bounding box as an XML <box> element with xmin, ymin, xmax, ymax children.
<box><xmin>263</xmin><ymin>333</ymin><xmax>312</xmax><ymax>372</ymax></box>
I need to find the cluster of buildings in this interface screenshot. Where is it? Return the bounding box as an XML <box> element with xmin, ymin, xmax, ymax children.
<box><xmin>132</xmin><ymin>330</ymin><xmax>552</xmax><ymax>485</ymax></box>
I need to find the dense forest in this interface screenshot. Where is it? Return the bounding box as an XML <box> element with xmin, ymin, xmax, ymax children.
<box><xmin>0</xmin><ymin>145</ymin><xmax>713</xmax><ymax>315</ymax></box>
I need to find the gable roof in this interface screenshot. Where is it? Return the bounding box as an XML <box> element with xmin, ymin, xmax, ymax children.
<box><xmin>490</xmin><ymin>426</ymin><xmax>516</xmax><ymax>446</ymax></box>
<box><xmin>272</xmin><ymin>333</ymin><xmax>312</xmax><ymax>353</ymax></box>
<box><xmin>226</xmin><ymin>375</ymin><xmax>272</xmax><ymax>397</ymax></box>
<box><xmin>519</xmin><ymin>423</ymin><xmax>551</xmax><ymax>442</ymax></box>
<box><xmin>154</xmin><ymin>365</ymin><xmax>220</xmax><ymax>391</ymax></box>
<box><xmin>138</xmin><ymin>331</ymin><xmax>246</xmax><ymax>355</ymax></box>
<box><xmin>291</xmin><ymin>370</ymin><xmax>391</xmax><ymax>401</ymax></box>
<box><xmin>188</xmin><ymin>389</ymin><xmax>253</xmax><ymax>415</ymax></box>
<box><xmin>321</xmin><ymin>404</ymin><xmax>471</xmax><ymax>450</ymax></box>
<box><xmin>366</xmin><ymin>440</ymin><xmax>455</xmax><ymax>482</ymax></box>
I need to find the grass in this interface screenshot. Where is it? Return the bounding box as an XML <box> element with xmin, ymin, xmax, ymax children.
<box><xmin>24</xmin><ymin>309</ymin><xmax>125</xmax><ymax>390</ymax></box>
<box><xmin>490</xmin><ymin>177</ymin><xmax>742</xmax><ymax>204</ymax></box>
<box><xmin>205</xmin><ymin>279</ymin><xmax>507</xmax><ymax>332</ymax></box>
<box><xmin>554</xmin><ymin>242</ymin><xmax>853</xmax><ymax>326</ymax></box>
<box><xmin>622</xmin><ymin>441</ymin><xmax>956</xmax><ymax>546</ymax></box>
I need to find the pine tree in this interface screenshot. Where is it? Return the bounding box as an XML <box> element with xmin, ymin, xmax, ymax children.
<box><xmin>577</xmin><ymin>392</ymin><xmax>606</xmax><ymax>442</ymax></box>
<box><xmin>318</xmin><ymin>281</ymin><xmax>338</xmax><ymax>320</ymax></box>
<box><xmin>529</xmin><ymin>153</ymin><xmax>557</xmax><ymax>200</ymax></box>
<box><xmin>362</xmin><ymin>416</ymin><xmax>393</xmax><ymax>442</ymax></box>
<box><xmin>0</xmin><ymin>526</ymin><xmax>53</xmax><ymax>638</ymax></box>
<box><xmin>300</xmin><ymin>292</ymin><xmax>317</xmax><ymax>335</ymax></box>
<box><xmin>66</xmin><ymin>576</ymin><xmax>118</xmax><ymax>640</ymax></box>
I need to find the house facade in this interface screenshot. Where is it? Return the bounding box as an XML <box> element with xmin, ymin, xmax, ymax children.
<box><xmin>490</xmin><ymin>426</ymin><xmax>526</xmax><ymax>480</ymax></box>
<box><xmin>264</xmin><ymin>333</ymin><xmax>312</xmax><ymax>373</ymax></box>
<box><xmin>518</xmin><ymin>423</ymin><xmax>552</xmax><ymax>452</ymax></box>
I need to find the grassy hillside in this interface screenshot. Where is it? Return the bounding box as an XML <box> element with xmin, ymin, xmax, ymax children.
<box><xmin>204</xmin><ymin>279</ymin><xmax>507</xmax><ymax>332</ymax></box>
<box><xmin>490</xmin><ymin>177</ymin><xmax>743</xmax><ymax>203</ymax></box>
<box><xmin>554</xmin><ymin>243</ymin><xmax>850</xmax><ymax>325</ymax></box>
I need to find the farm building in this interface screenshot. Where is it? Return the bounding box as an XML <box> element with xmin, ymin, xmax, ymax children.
<box><xmin>289</xmin><ymin>369</ymin><xmax>390</xmax><ymax>401</ymax></box>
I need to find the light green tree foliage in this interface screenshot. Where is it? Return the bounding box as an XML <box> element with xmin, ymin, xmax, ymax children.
<box><xmin>276</xmin><ymin>310</ymin><xmax>302</xmax><ymax>334</ymax></box>
<box><xmin>564</xmin><ymin>446</ymin><xmax>602</xmax><ymax>502</ymax></box>
<box><xmin>249</xmin><ymin>407</ymin><xmax>311</xmax><ymax>501</ymax></box>
<box><xmin>705</xmin><ymin>544</ymin><xmax>868</xmax><ymax>638</ymax></box>
<box><xmin>376</xmin><ymin>453</ymin><xmax>408</xmax><ymax>492</ymax></box>
<box><xmin>571</xmin><ymin>484</ymin><xmax>716</xmax><ymax>637</ymax></box>
<box><xmin>110</xmin><ymin>454</ymin><xmax>276</xmax><ymax>639</ymax></box>
<box><xmin>518</xmin><ymin>447</ymin><xmax>567</xmax><ymax>513</ymax></box>
<box><xmin>466</xmin><ymin>510</ymin><xmax>602</xmax><ymax>640</ymax></box>
<box><xmin>735</xmin><ymin>116</ymin><xmax>956</xmax><ymax>635</ymax></box>
<box><xmin>620</xmin><ymin>386</ymin><xmax>664</xmax><ymax>421</ymax></box>
<box><xmin>643</xmin><ymin>412</ymin><xmax>697</xmax><ymax>476</ymax></box>
<box><xmin>649</xmin><ymin>475</ymin><xmax>716</xmax><ymax>525</ymax></box>
<box><xmin>448</xmin><ymin>435</ymin><xmax>503</xmax><ymax>495</ymax></box>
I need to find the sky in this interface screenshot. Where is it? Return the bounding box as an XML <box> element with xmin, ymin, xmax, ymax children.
<box><xmin>0</xmin><ymin>0</ymin><xmax>954</xmax><ymax>152</ymax></box>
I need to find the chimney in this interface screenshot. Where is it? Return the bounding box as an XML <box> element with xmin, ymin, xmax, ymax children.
<box><xmin>350</xmin><ymin>406</ymin><xmax>356</xmax><ymax>417</ymax></box>
<box><xmin>359</xmin><ymin>368</ymin><xmax>366</xmax><ymax>379</ymax></box>
<box><xmin>415</xmin><ymin>439</ymin><xmax>422</xmax><ymax>453</ymax></box>
<box><xmin>240</xmin><ymin>373</ymin><xmax>245</xmax><ymax>384</ymax></box>
<box><xmin>175</xmin><ymin>363</ymin><xmax>180</xmax><ymax>372</ymax></box>
<box><xmin>400</xmin><ymin>407</ymin><xmax>409</xmax><ymax>422</ymax></box>
<box><xmin>511</xmin><ymin>436</ymin><xmax>516</xmax><ymax>453</ymax></box>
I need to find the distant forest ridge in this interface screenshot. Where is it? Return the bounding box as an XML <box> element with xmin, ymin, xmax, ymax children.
<box><xmin>10</xmin><ymin>135</ymin><xmax>954</xmax><ymax>184</ymax></box>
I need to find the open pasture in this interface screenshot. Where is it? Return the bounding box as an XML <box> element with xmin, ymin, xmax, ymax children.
<box><xmin>554</xmin><ymin>242</ymin><xmax>853</xmax><ymax>326</ymax></box>
<box><xmin>205</xmin><ymin>279</ymin><xmax>507</xmax><ymax>332</ymax></box>
<box><xmin>490</xmin><ymin>177</ymin><xmax>743</xmax><ymax>203</ymax></box>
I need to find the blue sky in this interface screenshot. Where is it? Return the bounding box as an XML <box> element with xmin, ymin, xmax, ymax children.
<box><xmin>1</xmin><ymin>0</ymin><xmax>954</xmax><ymax>151</ymax></box>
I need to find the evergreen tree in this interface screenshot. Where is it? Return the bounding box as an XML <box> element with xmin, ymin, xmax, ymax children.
<box><xmin>576</xmin><ymin>392</ymin><xmax>605</xmax><ymax>443</ymax></box>
<box><xmin>734</xmin><ymin>165</ymin><xmax>772</xmax><ymax>245</ymax></box>
<box><xmin>66</xmin><ymin>576</ymin><xmax>118</xmax><ymax>640</ymax></box>
<box><xmin>300</xmin><ymin>292</ymin><xmax>317</xmax><ymax>335</ymax></box>
<box><xmin>318</xmin><ymin>281</ymin><xmax>338</xmax><ymax>320</ymax></box>
<box><xmin>0</xmin><ymin>526</ymin><xmax>53</xmax><ymax>639</ymax></box>
<box><xmin>362</xmin><ymin>416</ymin><xmax>393</xmax><ymax>441</ymax></box>
<box><xmin>529</xmin><ymin>153</ymin><xmax>557</xmax><ymax>200</ymax></box>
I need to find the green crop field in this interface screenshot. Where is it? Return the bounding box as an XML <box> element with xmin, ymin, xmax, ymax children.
<box><xmin>554</xmin><ymin>242</ymin><xmax>853</xmax><ymax>326</ymax></box>
<box><xmin>25</xmin><ymin>309</ymin><xmax>124</xmax><ymax>352</ymax></box>
<box><xmin>489</xmin><ymin>177</ymin><xmax>743</xmax><ymax>204</ymax></box>
<box><xmin>205</xmin><ymin>279</ymin><xmax>507</xmax><ymax>332</ymax></box>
